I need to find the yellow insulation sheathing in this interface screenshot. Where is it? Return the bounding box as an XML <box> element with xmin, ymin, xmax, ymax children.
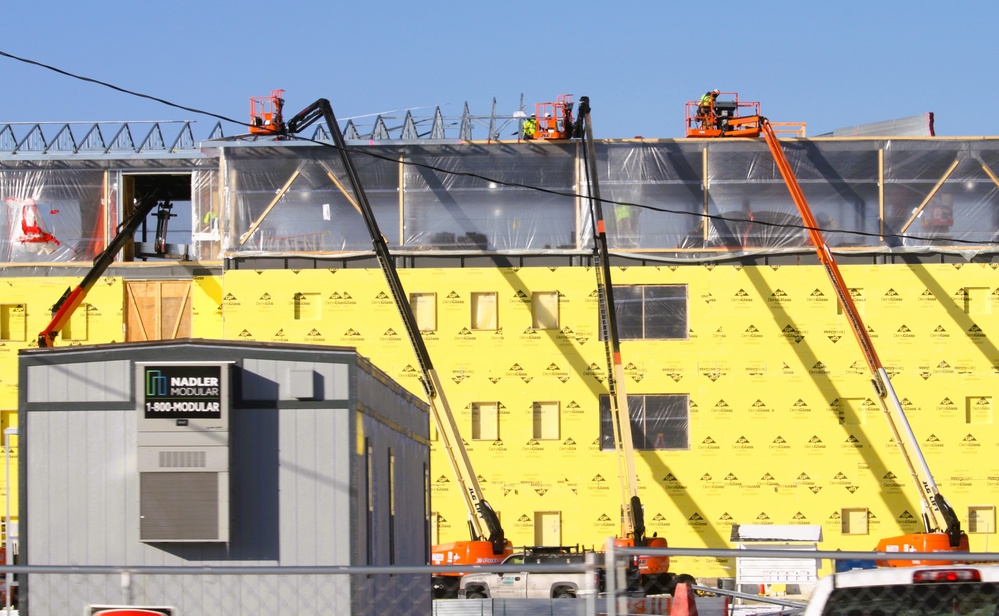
<box><xmin>2</xmin><ymin>262</ymin><xmax>996</xmax><ymax>578</ymax></box>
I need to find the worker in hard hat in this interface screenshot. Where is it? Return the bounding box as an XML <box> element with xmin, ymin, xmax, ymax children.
<box><xmin>522</xmin><ymin>114</ymin><xmax>538</xmax><ymax>140</ymax></box>
<box><xmin>697</xmin><ymin>90</ymin><xmax>721</xmax><ymax>129</ymax></box>
<box><xmin>543</xmin><ymin>112</ymin><xmax>556</xmax><ymax>133</ymax></box>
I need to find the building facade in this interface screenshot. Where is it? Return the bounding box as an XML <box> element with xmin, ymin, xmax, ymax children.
<box><xmin>2</xmin><ymin>122</ymin><xmax>998</xmax><ymax>579</ymax></box>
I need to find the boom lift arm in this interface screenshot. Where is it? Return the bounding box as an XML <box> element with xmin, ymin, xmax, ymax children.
<box><xmin>578</xmin><ymin>97</ymin><xmax>680</xmax><ymax>593</ymax></box>
<box><xmin>578</xmin><ymin>96</ymin><xmax>645</xmax><ymax>545</ymax></box>
<box><xmin>38</xmin><ymin>192</ymin><xmax>173</xmax><ymax>347</ymax></box>
<box><xmin>278</xmin><ymin>99</ymin><xmax>507</xmax><ymax>555</ymax></box>
<box><xmin>755</xmin><ymin>117</ymin><xmax>967</xmax><ymax>559</ymax></box>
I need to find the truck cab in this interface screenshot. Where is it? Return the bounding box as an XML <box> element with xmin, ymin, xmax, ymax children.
<box><xmin>458</xmin><ymin>546</ymin><xmax>641</xmax><ymax>600</ymax></box>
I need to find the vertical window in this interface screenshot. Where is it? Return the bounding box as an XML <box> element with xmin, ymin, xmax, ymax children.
<box><xmin>294</xmin><ymin>292</ymin><xmax>321</xmax><ymax>320</ymax></box>
<box><xmin>531</xmin><ymin>291</ymin><xmax>559</xmax><ymax>330</ymax></box>
<box><xmin>0</xmin><ymin>304</ymin><xmax>26</xmax><ymax>341</ymax></box>
<box><xmin>534</xmin><ymin>511</ymin><xmax>561</xmax><ymax>546</ymax></box>
<box><xmin>471</xmin><ymin>292</ymin><xmax>498</xmax><ymax>330</ymax></box>
<box><xmin>966</xmin><ymin>396</ymin><xmax>992</xmax><ymax>424</ymax></box>
<box><xmin>532</xmin><ymin>401</ymin><xmax>560</xmax><ymax>440</ymax></box>
<box><xmin>600</xmin><ymin>394</ymin><xmax>688</xmax><ymax>451</ymax></box>
<box><xmin>410</xmin><ymin>292</ymin><xmax>437</xmax><ymax>331</ymax></box>
<box><xmin>611</xmin><ymin>285</ymin><xmax>687</xmax><ymax>340</ymax></box>
<box><xmin>471</xmin><ymin>402</ymin><xmax>499</xmax><ymax>440</ymax></box>
<box><xmin>969</xmin><ymin>506</ymin><xmax>996</xmax><ymax>534</ymax></box>
<box><xmin>964</xmin><ymin>287</ymin><xmax>991</xmax><ymax>315</ymax></box>
<box><xmin>62</xmin><ymin>302</ymin><xmax>89</xmax><ymax>341</ymax></box>
<box><xmin>841</xmin><ymin>508</ymin><xmax>869</xmax><ymax>535</ymax></box>
<box><xmin>429</xmin><ymin>510</ymin><xmax>439</xmax><ymax>546</ymax></box>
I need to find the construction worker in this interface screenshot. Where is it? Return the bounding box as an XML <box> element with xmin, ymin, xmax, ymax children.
<box><xmin>522</xmin><ymin>114</ymin><xmax>538</xmax><ymax>140</ymax></box>
<box><xmin>697</xmin><ymin>89</ymin><xmax>720</xmax><ymax>129</ymax></box>
<box><xmin>544</xmin><ymin>112</ymin><xmax>556</xmax><ymax>133</ymax></box>
<box><xmin>615</xmin><ymin>203</ymin><xmax>638</xmax><ymax>248</ymax></box>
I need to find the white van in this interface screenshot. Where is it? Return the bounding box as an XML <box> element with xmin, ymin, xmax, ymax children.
<box><xmin>803</xmin><ymin>565</ymin><xmax>999</xmax><ymax>616</ymax></box>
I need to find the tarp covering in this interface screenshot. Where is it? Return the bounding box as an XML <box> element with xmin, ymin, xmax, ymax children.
<box><xmin>223</xmin><ymin>143</ymin><xmax>579</xmax><ymax>255</ymax></box>
<box><xmin>3</xmin><ymin>137</ymin><xmax>999</xmax><ymax>264</ymax></box>
<box><xmin>819</xmin><ymin>113</ymin><xmax>935</xmax><ymax>138</ymax></box>
<box><xmin>221</xmin><ymin>138</ymin><xmax>999</xmax><ymax>258</ymax></box>
<box><xmin>0</xmin><ymin>168</ymin><xmax>103</xmax><ymax>263</ymax></box>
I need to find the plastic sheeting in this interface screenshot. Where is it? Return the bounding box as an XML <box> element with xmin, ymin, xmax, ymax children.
<box><xmin>223</xmin><ymin>142</ymin><xmax>579</xmax><ymax>255</ymax></box>
<box><xmin>0</xmin><ymin>162</ymin><xmax>219</xmax><ymax>267</ymax></box>
<box><xmin>0</xmin><ymin>168</ymin><xmax>104</xmax><ymax>263</ymax></box>
<box><xmin>4</xmin><ymin>137</ymin><xmax>999</xmax><ymax>264</ymax></box>
<box><xmin>819</xmin><ymin>113</ymin><xmax>935</xmax><ymax>138</ymax></box>
<box><xmin>221</xmin><ymin>138</ymin><xmax>999</xmax><ymax>259</ymax></box>
<box><xmin>190</xmin><ymin>168</ymin><xmax>222</xmax><ymax>260</ymax></box>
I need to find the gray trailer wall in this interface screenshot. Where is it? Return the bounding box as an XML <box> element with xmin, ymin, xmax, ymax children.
<box><xmin>18</xmin><ymin>340</ymin><xmax>430</xmax><ymax>616</ymax></box>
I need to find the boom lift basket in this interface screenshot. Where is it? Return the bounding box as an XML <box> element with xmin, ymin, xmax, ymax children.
<box><xmin>249</xmin><ymin>89</ymin><xmax>286</xmax><ymax>135</ymax></box>
<box><xmin>684</xmin><ymin>93</ymin><xmax>761</xmax><ymax>138</ymax></box>
<box><xmin>532</xmin><ymin>94</ymin><xmax>576</xmax><ymax>140</ymax></box>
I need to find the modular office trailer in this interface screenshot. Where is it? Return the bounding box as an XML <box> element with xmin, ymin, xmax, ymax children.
<box><xmin>18</xmin><ymin>339</ymin><xmax>430</xmax><ymax>616</ymax></box>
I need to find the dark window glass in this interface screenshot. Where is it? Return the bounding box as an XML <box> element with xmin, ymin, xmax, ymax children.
<box><xmin>599</xmin><ymin>394</ymin><xmax>689</xmax><ymax>451</ymax></box>
<box><xmin>607</xmin><ymin>285</ymin><xmax>687</xmax><ymax>340</ymax></box>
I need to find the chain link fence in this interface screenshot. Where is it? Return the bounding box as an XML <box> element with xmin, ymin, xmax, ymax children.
<box><xmin>1</xmin><ymin>546</ymin><xmax>997</xmax><ymax>615</ymax></box>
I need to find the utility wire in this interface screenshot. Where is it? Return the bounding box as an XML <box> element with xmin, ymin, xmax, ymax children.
<box><xmin>2</xmin><ymin>49</ymin><xmax>996</xmax><ymax>248</ymax></box>
<box><xmin>0</xmin><ymin>50</ymin><xmax>244</xmax><ymax>127</ymax></box>
<box><xmin>293</xmin><ymin>132</ymin><xmax>995</xmax><ymax>247</ymax></box>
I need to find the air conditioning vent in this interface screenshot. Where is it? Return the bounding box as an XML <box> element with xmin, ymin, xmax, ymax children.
<box><xmin>159</xmin><ymin>450</ymin><xmax>207</xmax><ymax>468</ymax></box>
<box><xmin>140</xmin><ymin>472</ymin><xmax>223</xmax><ymax>541</ymax></box>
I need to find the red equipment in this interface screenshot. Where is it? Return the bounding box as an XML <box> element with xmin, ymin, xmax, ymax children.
<box><xmin>7</xmin><ymin>198</ymin><xmax>60</xmax><ymax>255</ymax></box>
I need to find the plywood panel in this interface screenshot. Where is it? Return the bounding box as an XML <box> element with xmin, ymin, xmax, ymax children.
<box><xmin>125</xmin><ymin>280</ymin><xmax>191</xmax><ymax>341</ymax></box>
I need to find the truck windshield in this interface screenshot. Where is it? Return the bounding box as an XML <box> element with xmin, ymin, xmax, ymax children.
<box><xmin>822</xmin><ymin>582</ymin><xmax>999</xmax><ymax>616</ymax></box>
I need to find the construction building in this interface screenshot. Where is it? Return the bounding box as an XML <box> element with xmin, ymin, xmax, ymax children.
<box><xmin>18</xmin><ymin>339</ymin><xmax>430</xmax><ymax>615</ymax></box>
<box><xmin>1</xmin><ymin>98</ymin><xmax>998</xmax><ymax>585</ymax></box>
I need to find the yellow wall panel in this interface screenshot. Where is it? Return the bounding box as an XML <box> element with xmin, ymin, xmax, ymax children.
<box><xmin>2</xmin><ymin>261</ymin><xmax>997</xmax><ymax>579</ymax></box>
<box><xmin>215</xmin><ymin>263</ymin><xmax>999</xmax><ymax>576</ymax></box>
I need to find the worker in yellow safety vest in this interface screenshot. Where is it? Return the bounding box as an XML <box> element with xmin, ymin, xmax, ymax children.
<box><xmin>697</xmin><ymin>89</ymin><xmax>720</xmax><ymax>128</ymax></box>
<box><xmin>522</xmin><ymin>114</ymin><xmax>538</xmax><ymax>140</ymax></box>
<box><xmin>615</xmin><ymin>203</ymin><xmax>638</xmax><ymax>248</ymax></box>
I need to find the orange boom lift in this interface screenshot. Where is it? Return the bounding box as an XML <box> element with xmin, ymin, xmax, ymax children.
<box><xmin>685</xmin><ymin>94</ymin><xmax>970</xmax><ymax>566</ymax></box>
<box><xmin>529</xmin><ymin>94</ymin><xmax>579</xmax><ymax>140</ymax></box>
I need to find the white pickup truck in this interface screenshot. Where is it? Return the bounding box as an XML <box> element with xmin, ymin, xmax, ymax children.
<box><xmin>458</xmin><ymin>547</ymin><xmax>640</xmax><ymax>600</ymax></box>
<box><xmin>803</xmin><ymin>565</ymin><xmax>999</xmax><ymax>616</ymax></box>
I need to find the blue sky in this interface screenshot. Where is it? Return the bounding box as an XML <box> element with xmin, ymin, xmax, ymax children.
<box><xmin>2</xmin><ymin>0</ymin><xmax>994</xmax><ymax>140</ymax></box>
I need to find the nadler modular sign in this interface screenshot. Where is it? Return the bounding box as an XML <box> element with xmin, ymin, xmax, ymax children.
<box><xmin>143</xmin><ymin>364</ymin><xmax>222</xmax><ymax>419</ymax></box>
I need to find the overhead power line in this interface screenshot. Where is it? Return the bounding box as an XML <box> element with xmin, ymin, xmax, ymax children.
<box><xmin>1</xmin><ymin>49</ymin><xmax>995</xmax><ymax>248</ymax></box>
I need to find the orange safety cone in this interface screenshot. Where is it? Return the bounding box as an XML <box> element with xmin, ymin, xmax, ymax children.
<box><xmin>670</xmin><ymin>582</ymin><xmax>698</xmax><ymax>616</ymax></box>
